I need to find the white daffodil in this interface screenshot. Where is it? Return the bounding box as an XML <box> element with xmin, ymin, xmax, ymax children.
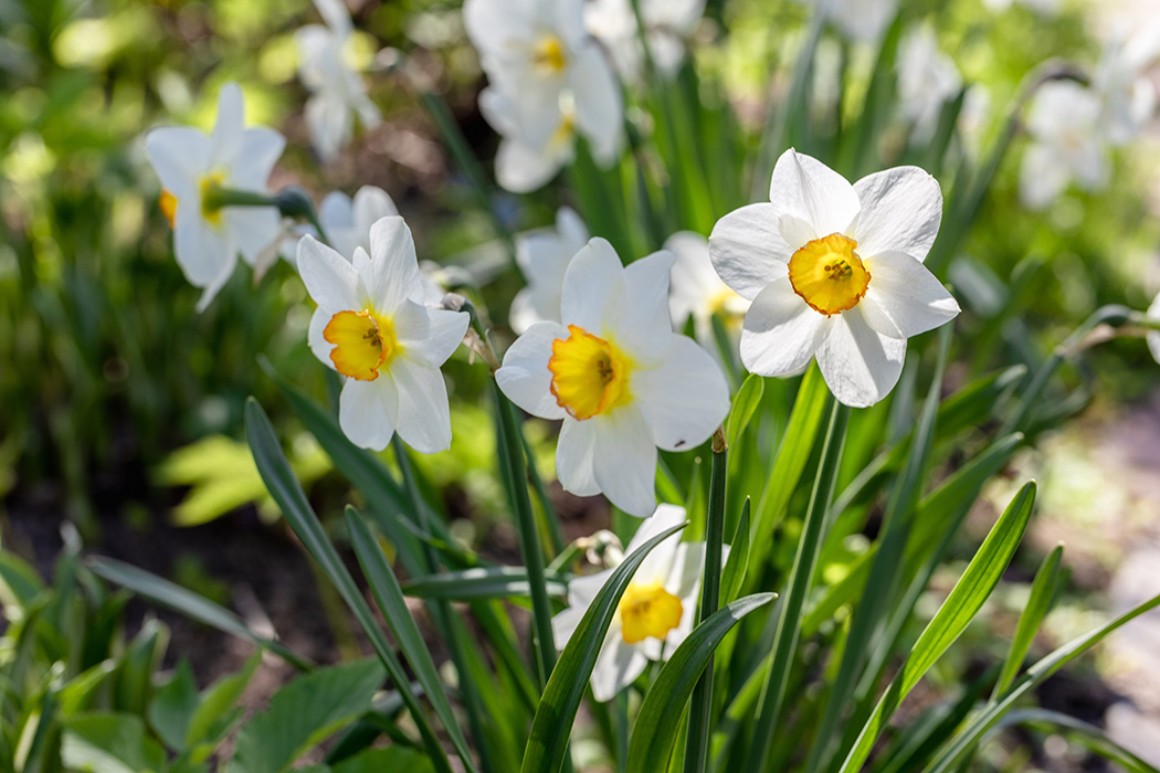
<box><xmin>897</xmin><ymin>24</ymin><xmax>962</xmax><ymax>142</ymax></box>
<box><xmin>710</xmin><ymin>149</ymin><xmax>960</xmax><ymax>408</ymax></box>
<box><xmin>510</xmin><ymin>207</ymin><xmax>590</xmax><ymax>334</ymax></box>
<box><xmin>1019</xmin><ymin>81</ymin><xmax>1108</xmax><ymax>211</ymax></box>
<box><xmin>806</xmin><ymin>0</ymin><xmax>898</xmax><ymax>44</ymax></box>
<box><xmin>464</xmin><ymin>0</ymin><xmax>623</xmax><ymax>192</ymax></box>
<box><xmin>497</xmin><ymin>239</ymin><xmax>730</xmax><ymax>516</ymax></box>
<box><xmin>551</xmin><ymin>504</ymin><xmax>725</xmax><ymax>702</ymax></box>
<box><xmin>666</xmin><ymin>231</ymin><xmax>749</xmax><ymax>352</ymax></box>
<box><xmin>1093</xmin><ymin>24</ymin><xmax>1160</xmax><ymax>146</ymax></box>
<box><xmin>1147</xmin><ymin>292</ymin><xmax>1160</xmax><ymax>366</ymax></box>
<box><xmin>982</xmin><ymin>0</ymin><xmax>1058</xmax><ymax>15</ymax></box>
<box><xmin>297</xmin><ymin>216</ymin><xmax>469</xmax><ymax>452</ymax></box>
<box><xmin>145</xmin><ymin>83</ymin><xmax>285</xmax><ymax>311</ymax></box>
<box><xmin>584</xmin><ymin>0</ymin><xmax>705</xmax><ymax>84</ymax></box>
<box><xmin>296</xmin><ymin>0</ymin><xmax>381</xmax><ymax>162</ymax></box>
<box><xmin>319</xmin><ymin>185</ymin><xmax>399</xmax><ymax>260</ymax></box>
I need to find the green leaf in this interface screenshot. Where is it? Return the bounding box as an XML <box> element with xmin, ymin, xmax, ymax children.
<box><xmin>627</xmin><ymin>593</ymin><xmax>776</xmax><ymax>773</ymax></box>
<box><xmin>228</xmin><ymin>659</ymin><xmax>385</xmax><ymax>773</ymax></box>
<box><xmin>244</xmin><ymin>398</ymin><xmax>465</xmax><ymax>773</ymax></box>
<box><xmin>332</xmin><ymin>747</ymin><xmax>438</xmax><ymax>773</ymax></box>
<box><xmin>838</xmin><ymin>481</ymin><xmax>1038</xmax><ymax>772</ymax></box>
<box><xmin>520</xmin><ymin>521</ymin><xmax>688</xmax><ymax>773</ymax></box>
<box><xmin>186</xmin><ymin>654</ymin><xmax>260</xmax><ymax>762</ymax></box>
<box><xmin>401</xmin><ymin>565</ymin><xmax>569</xmax><ymax>601</ymax></box>
<box><xmin>990</xmin><ymin>709</ymin><xmax>1159</xmax><ymax>773</ymax></box>
<box><xmin>58</xmin><ymin>661</ymin><xmax>118</xmax><ymax>717</ymax></box>
<box><xmin>993</xmin><ymin>544</ymin><xmax>1063</xmax><ymax>698</ymax></box>
<box><xmin>928</xmin><ymin>589</ymin><xmax>1160</xmax><ymax>771</ymax></box>
<box><xmin>88</xmin><ymin>557</ymin><xmax>313</xmax><ymax>671</ymax></box>
<box><xmin>724</xmin><ymin>374</ymin><xmax>764</xmax><ymax>449</ymax></box>
<box><xmin>720</xmin><ymin>498</ymin><xmax>751</xmax><ymax>607</ymax></box>
<box><xmin>61</xmin><ymin>712</ymin><xmax>167</xmax><ymax>773</ymax></box>
<box><xmin>149</xmin><ymin>660</ymin><xmax>199</xmax><ymax>753</ymax></box>
<box><xmin>0</xmin><ymin>550</ymin><xmax>44</xmax><ymax>612</ymax></box>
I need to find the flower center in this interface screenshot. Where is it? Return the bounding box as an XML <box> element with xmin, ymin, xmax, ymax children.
<box><xmin>548</xmin><ymin>324</ymin><xmax>633</xmax><ymax>420</ymax></box>
<box><xmin>323</xmin><ymin>309</ymin><xmax>400</xmax><ymax>381</ymax></box>
<box><xmin>532</xmin><ymin>35</ymin><xmax>567</xmax><ymax>75</ymax></box>
<box><xmin>618</xmin><ymin>582</ymin><xmax>683</xmax><ymax>645</ymax></box>
<box><xmin>198</xmin><ymin>171</ymin><xmax>228</xmax><ymax>227</ymax></box>
<box><xmin>159</xmin><ymin>189</ymin><xmax>178</xmax><ymax>228</ymax></box>
<box><xmin>787</xmin><ymin>233</ymin><xmax>871</xmax><ymax>316</ymax></box>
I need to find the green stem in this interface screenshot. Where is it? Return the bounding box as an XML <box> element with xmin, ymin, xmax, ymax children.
<box><xmin>685</xmin><ymin>428</ymin><xmax>729</xmax><ymax>773</ymax></box>
<box><xmin>748</xmin><ymin>399</ymin><xmax>848</xmax><ymax>771</ymax></box>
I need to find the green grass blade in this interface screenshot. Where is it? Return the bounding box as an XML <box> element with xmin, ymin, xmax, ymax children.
<box><xmin>520</xmin><ymin>522</ymin><xmax>687</xmax><ymax>773</ymax></box>
<box><xmin>720</xmin><ymin>498</ymin><xmax>751</xmax><ymax>607</ymax></box>
<box><xmin>402</xmin><ymin>566</ymin><xmax>569</xmax><ymax>601</ymax></box>
<box><xmin>627</xmin><ymin>593</ymin><xmax>776</xmax><ymax>773</ymax></box>
<box><xmin>243</xmin><ymin>398</ymin><xmax>466</xmax><ymax>773</ymax></box>
<box><xmin>724</xmin><ymin>375</ymin><xmax>764</xmax><ymax>450</ymax></box>
<box><xmin>992</xmin><ymin>544</ymin><xmax>1063</xmax><ymax>699</ymax></box>
<box><xmin>989</xmin><ymin>709</ymin><xmax>1159</xmax><ymax>772</ymax></box>
<box><xmin>838</xmin><ymin>481</ymin><xmax>1038</xmax><ymax>773</ymax></box>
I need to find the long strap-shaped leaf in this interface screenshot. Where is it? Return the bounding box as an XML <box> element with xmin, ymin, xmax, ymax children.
<box><xmin>244</xmin><ymin>399</ymin><xmax>472</xmax><ymax>773</ymax></box>
<box><xmin>402</xmin><ymin>566</ymin><xmax>569</xmax><ymax>601</ymax></box>
<box><xmin>985</xmin><ymin>709</ymin><xmax>1159</xmax><ymax>773</ymax></box>
<box><xmin>520</xmin><ymin>522</ymin><xmax>687</xmax><ymax>773</ymax></box>
<box><xmin>926</xmin><ymin>590</ymin><xmax>1160</xmax><ymax>772</ymax></box>
<box><xmin>627</xmin><ymin>592</ymin><xmax>775</xmax><ymax>773</ymax></box>
<box><xmin>838</xmin><ymin>481</ymin><xmax>1038</xmax><ymax>773</ymax></box>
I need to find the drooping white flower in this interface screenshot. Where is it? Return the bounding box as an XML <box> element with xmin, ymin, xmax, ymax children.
<box><xmin>510</xmin><ymin>207</ymin><xmax>590</xmax><ymax>334</ymax></box>
<box><xmin>464</xmin><ymin>0</ymin><xmax>623</xmax><ymax>192</ymax></box>
<box><xmin>583</xmin><ymin>0</ymin><xmax>705</xmax><ymax>84</ymax></box>
<box><xmin>297</xmin><ymin>216</ymin><xmax>469</xmax><ymax>452</ymax></box>
<box><xmin>1093</xmin><ymin>23</ymin><xmax>1160</xmax><ymax>146</ymax></box>
<box><xmin>1019</xmin><ymin>81</ymin><xmax>1108</xmax><ymax>210</ymax></box>
<box><xmin>497</xmin><ymin>239</ymin><xmax>730</xmax><ymax>516</ymax></box>
<box><xmin>897</xmin><ymin>24</ymin><xmax>963</xmax><ymax>142</ymax></box>
<box><xmin>710</xmin><ymin>149</ymin><xmax>960</xmax><ymax>408</ymax></box>
<box><xmin>551</xmin><ymin>504</ymin><xmax>725</xmax><ymax>702</ymax></box>
<box><xmin>145</xmin><ymin>83</ymin><xmax>285</xmax><ymax>311</ymax></box>
<box><xmin>808</xmin><ymin>0</ymin><xmax>899</xmax><ymax>44</ymax></box>
<box><xmin>666</xmin><ymin>231</ymin><xmax>749</xmax><ymax>351</ymax></box>
<box><xmin>296</xmin><ymin>0</ymin><xmax>381</xmax><ymax>162</ymax></box>
<box><xmin>1147</xmin><ymin>292</ymin><xmax>1160</xmax><ymax>365</ymax></box>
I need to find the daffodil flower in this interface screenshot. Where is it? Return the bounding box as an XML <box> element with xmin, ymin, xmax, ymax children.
<box><xmin>145</xmin><ymin>83</ymin><xmax>285</xmax><ymax>311</ymax></box>
<box><xmin>1019</xmin><ymin>81</ymin><xmax>1108</xmax><ymax>210</ymax></box>
<box><xmin>465</xmin><ymin>0</ymin><xmax>623</xmax><ymax>192</ymax></box>
<box><xmin>497</xmin><ymin>239</ymin><xmax>729</xmax><ymax>516</ymax></box>
<box><xmin>297</xmin><ymin>216</ymin><xmax>469</xmax><ymax>452</ymax></box>
<box><xmin>297</xmin><ymin>0</ymin><xmax>381</xmax><ymax>162</ymax></box>
<box><xmin>1147</xmin><ymin>292</ymin><xmax>1160</xmax><ymax>365</ymax></box>
<box><xmin>1093</xmin><ymin>23</ymin><xmax>1160</xmax><ymax>146</ymax></box>
<box><xmin>551</xmin><ymin>504</ymin><xmax>725</xmax><ymax>702</ymax></box>
<box><xmin>666</xmin><ymin>231</ymin><xmax>749</xmax><ymax>353</ymax></box>
<box><xmin>710</xmin><ymin>149</ymin><xmax>960</xmax><ymax>408</ymax></box>
<box><xmin>318</xmin><ymin>185</ymin><xmax>399</xmax><ymax>261</ymax></box>
<box><xmin>510</xmin><ymin>207</ymin><xmax>590</xmax><ymax>334</ymax></box>
<box><xmin>808</xmin><ymin>0</ymin><xmax>898</xmax><ymax>43</ymax></box>
<box><xmin>897</xmin><ymin>24</ymin><xmax>962</xmax><ymax>142</ymax></box>
<box><xmin>584</xmin><ymin>0</ymin><xmax>705</xmax><ymax>84</ymax></box>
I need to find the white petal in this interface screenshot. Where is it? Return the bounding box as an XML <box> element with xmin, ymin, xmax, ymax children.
<box><xmin>226</xmin><ymin>207</ymin><xmax>282</xmax><ymax>267</ymax></box>
<box><xmin>593</xmin><ymin>406</ymin><xmax>658</xmax><ymax>517</ymax></box>
<box><xmin>144</xmin><ymin>127</ymin><xmax>209</xmax><ymax>198</ymax></box>
<box><xmin>1019</xmin><ymin>143</ymin><xmax>1071</xmax><ymax>210</ymax></box>
<box><xmin>208</xmin><ymin>83</ymin><xmax>245</xmax><ymax>168</ymax></box>
<box><xmin>339</xmin><ymin>378</ymin><xmax>398</xmax><ymax>450</ymax></box>
<box><xmin>617</xmin><ymin>250</ymin><xmax>678</xmax><ymax>356</ymax></box>
<box><xmin>635</xmin><ymin>336</ymin><xmax>730</xmax><ymax>452</ymax></box>
<box><xmin>463</xmin><ymin>0</ymin><xmax>537</xmax><ymax>62</ymax></box>
<box><xmin>816</xmin><ymin>307</ymin><xmax>907</xmax><ymax>408</ymax></box>
<box><xmin>1148</xmin><ymin>293</ymin><xmax>1160</xmax><ymax>365</ymax></box>
<box><xmin>768</xmin><ymin>149</ymin><xmax>861</xmax><ymax>239</ymax></box>
<box><xmin>557</xmin><ymin>207</ymin><xmax>590</xmax><ymax>248</ymax></box>
<box><xmin>850</xmin><ymin>166</ymin><xmax>943</xmax><ymax>261</ymax></box>
<box><xmin>560</xmin><ymin>238</ymin><xmax>626</xmax><ymax>332</ymax></box>
<box><xmin>297</xmin><ymin>235</ymin><xmax>360</xmax><ymax>312</ymax></box>
<box><xmin>627</xmin><ymin>503</ymin><xmax>688</xmax><ymax>586</ymax></box>
<box><xmin>232</xmin><ymin>128</ymin><xmax>285</xmax><ymax>190</ymax></box>
<box><xmin>194</xmin><ymin>260</ymin><xmax>237</xmax><ymax>312</ymax></box>
<box><xmin>494</xmin><ymin>135</ymin><xmax>568</xmax><ymax>193</ymax></box>
<box><xmin>509</xmin><ymin>289</ymin><xmax>544</xmax><ymax>334</ymax></box>
<box><xmin>738</xmin><ymin>276</ymin><xmax>829</xmax><ymax>377</ymax></box>
<box><xmin>174</xmin><ymin>205</ymin><xmax>233</xmax><ymax>286</ymax></box>
<box><xmin>305</xmin><ymin>92</ymin><xmax>352</xmax><ymax>162</ymax></box>
<box><xmin>366</xmin><ymin>216</ymin><xmax>421</xmax><ymax>313</ymax></box>
<box><xmin>551</xmin><ymin>605</ymin><xmax>586</xmax><ymax>651</ymax></box>
<box><xmin>557</xmin><ymin>417</ymin><xmax>601</xmax><ymax>495</ymax></box>
<box><xmin>353</xmin><ymin>186</ymin><xmax>399</xmax><ymax>232</ymax></box>
<box><xmin>859</xmin><ymin>252</ymin><xmax>960</xmax><ymax>339</ymax></box>
<box><xmin>496</xmin><ymin>321</ymin><xmax>570</xmax><ymax>421</ymax></box>
<box><xmin>319</xmin><ymin>191</ymin><xmax>359</xmax><ymax>260</ymax></box>
<box><xmin>416</xmin><ymin>307</ymin><xmax>468</xmax><ymax>365</ymax></box>
<box><xmin>569</xmin><ymin>43</ymin><xmax>624</xmax><ymax>164</ymax></box>
<box><xmin>590</xmin><ymin>636</ymin><xmax>648</xmax><ymax>702</ymax></box>
<box><xmin>308</xmin><ymin>308</ymin><xmax>336</xmax><ymax>369</ymax></box>
<box><xmin>709</xmin><ymin>203</ymin><xmax>793</xmax><ymax>300</ymax></box>
<box><xmin>390</xmin><ymin>358</ymin><xmax>453</xmax><ymax>454</ymax></box>
<box><xmin>314</xmin><ymin>0</ymin><xmax>352</xmax><ymax>37</ymax></box>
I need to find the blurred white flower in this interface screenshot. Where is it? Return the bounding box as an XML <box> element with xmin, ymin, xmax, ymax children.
<box><xmin>497</xmin><ymin>239</ymin><xmax>729</xmax><ymax>516</ymax></box>
<box><xmin>1019</xmin><ymin>81</ymin><xmax>1108</xmax><ymax>210</ymax></box>
<box><xmin>807</xmin><ymin>0</ymin><xmax>898</xmax><ymax>44</ymax></box>
<box><xmin>1147</xmin><ymin>292</ymin><xmax>1160</xmax><ymax>365</ymax></box>
<box><xmin>1093</xmin><ymin>23</ymin><xmax>1160</xmax><ymax>146</ymax></box>
<box><xmin>666</xmin><ymin>231</ymin><xmax>749</xmax><ymax>352</ymax></box>
<box><xmin>958</xmin><ymin>85</ymin><xmax>991</xmax><ymax>158</ymax></box>
<box><xmin>319</xmin><ymin>185</ymin><xmax>399</xmax><ymax>260</ymax></box>
<box><xmin>710</xmin><ymin>149</ymin><xmax>959</xmax><ymax>408</ymax></box>
<box><xmin>298</xmin><ymin>217</ymin><xmax>469</xmax><ymax>452</ymax></box>
<box><xmin>897</xmin><ymin>24</ymin><xmax>962</xmax><ymax>142</ymax></box>
<box><xmin>510</xmin><ymin>207</ymin><xmax>590</xmax><ymax>333</ymax></box>
<box><xmin>296</xmin><ymin>0</ymin><xmax>381</xmax><ymax>162</ymax></box>
<box><xmin>145</xmin><ymin>83</ymin><xmax>285</xmax><ymax>311</ymax></box>
<box><xmin>584</xmin><ymin>0</ymin><xmax>705</xmax><ymax>84</ymax></box>
<box><xmin>983</xmin><ymin>0</ymin><xmax>1059</xmax><ymax>15</ymax></box>
<box><xmin>552</xmin><ymin>504</ymin><xmax>725</xmax><ymax>702</ymax></box>
<box><xmin>464</xmin><ymin>0</ymin><xmax>623</xmax><ymax>192</ymax></box>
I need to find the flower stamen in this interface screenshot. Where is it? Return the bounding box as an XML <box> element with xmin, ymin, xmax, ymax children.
<box><xmin>532</xmin><ymin>35</ymin><xmax>567</xmax><ymax>75</ymax></box>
